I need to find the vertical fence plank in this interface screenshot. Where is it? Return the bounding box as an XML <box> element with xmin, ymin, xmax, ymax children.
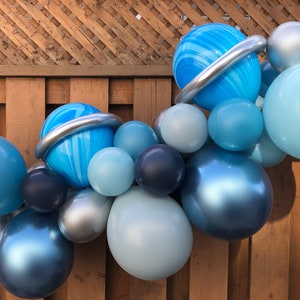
<box><xmin>6</xmin><ymin>77</ymin><xmax>45</xmax><ymax>167</ymax></box>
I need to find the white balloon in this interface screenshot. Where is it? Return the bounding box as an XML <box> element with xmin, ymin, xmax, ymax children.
<box><xmin>107</xmin><ymin>186</ymin><xmax>193</xmax><ymax>280</ymax></box>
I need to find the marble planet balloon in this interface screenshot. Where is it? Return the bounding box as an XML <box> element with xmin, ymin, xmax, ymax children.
<box><xmin>263</xmin><ymin>64</ymin><xmax>300</xmax><ymax>158</ymax></box>
<box><xmin>154</xmin><ymin>103</ymin><xmax>208</xmax><ymax>153</ymax></box>
<box><xmin>58</xmin><ymin>188</ymin><xmax>113</xmax><ymax>243</ymax></box>
<box><xmin>107</xmin><ymin>186</ymin><xmax>193</xmax><ymax>281</ymax></box>
<box><xmin>181</xmin><ymin>146</ymin><xmax>273</xmax><ymax>241</ymax></box>
<box><xmin>0</xmin><ymin>137</ymin><xmax>27</xmax><ymax>216</ymax></box>
<box><xmin>267</xmin><ymin>21</ymin><xmax>300</xmax><ymax>72</ymax></box>
<box><xmin>0</xmin><ymin>209</ymin><xmax>74</xmax><ymax>298</ymax></box>
<box><xmin>173</xmin><ymin>23</ymin><xmax>261</xmax><ymax>110</ymax></box>
<box><xmin>38</xmin><ymin>103</ymin><xmax>115</xmax><ymax>188</ymax></box>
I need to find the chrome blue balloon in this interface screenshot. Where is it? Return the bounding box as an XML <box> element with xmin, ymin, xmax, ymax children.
<box><xmin>263</xmin><ymin>64</ymin><xmax>300</xmax><ymax>158</ymax></box>
<box><xmin>114</xmin><ymin>120</ymin><xmax>159</xmax><ymax>160</ymax></box>
<box><xmin>208</xmin><ymin>98</ymin><xmax>264</xmax><ymax>151</ymax></box>
<box><xmin>40</xmin><ymin>103</ymin><xmax>114</xmax><ymax>188</ymax></box>
<box><xmin>0</xmin><ymin>137</ymin><xmax>27</xmax><ymax>216</ymax></box>
<box><xmin>259</xmin><ymin>60</ymin><xmax>280</xmax><ymax>97</ymax></box>
<box><xmin>173</xmin><ymin>23</ymin><xmax>261</xmax><ymax>110</ymax></box>
<box><xmin>181</xmin><ymin>146</ymin><xmax>273</xmax><ymax>241</ymax></box>
<box><xmin>0</xmin><ymin>209</ymin><xmax>74</xmax><ymax>298</ymax></box>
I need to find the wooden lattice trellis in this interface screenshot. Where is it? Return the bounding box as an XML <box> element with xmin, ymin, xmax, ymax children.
<box><xmin>0</xmin><ymin>0</ymin><xmax>299</xmax><ymax>66</ymax></box>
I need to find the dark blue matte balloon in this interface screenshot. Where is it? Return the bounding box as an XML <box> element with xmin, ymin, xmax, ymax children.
<box><xmin>134</xmin><ymin>144</ymin><xmax>185</xmax><ymax>195</ymax></box>
<box><xmin>0</xmin><ymin>209</ymin><xmax>74</xmax><ymax>298</ymax></box>
<box><xmin>21</xmin><ymin>167</ymin><xmax>68</xmax><ymax>213</ymax></box>
<box><xmin>181</xmin><ymin>146</ymin><xmax>273</xmax><ymax>241</ymax></box>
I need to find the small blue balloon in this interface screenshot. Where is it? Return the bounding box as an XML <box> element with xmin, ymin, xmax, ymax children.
<box><xmin>114</xmin><ymin>120</ymin><xmax>159</xmax><ymax>160</ymax></box>
<box><xmin>173</xmin><ymin>23</ymin><xmax>261</xmax><ymax>110</ymax></box>
<box><xmin>208</xmin><ymin>98</ymin><xmax>264</xmax><ymax>151</ymax></box>
<box><xmin>88</xmin><ymin>147</ymin><xmax>135</xmax><ymax>196</ymax></box>
<box><xmin>41</xmin><ymin>103</ymin><xmax>114</xmax><ymax>188</ymax></box>
<box><xmin>0</xmin><ymin>209</ymin><xmax>74</xmax><ymax>298</ymax></box>
<box><xmin>259</xmin><ymin>60</ymin><xmax>280</xmax><ymax>97</ymax></box>
<box><xmin>0</xmin><ymin>137</ymin><xmax>27</xmax><ymax>216</ymax></box>
<box><xmin>181</xmin><ymin>146</ymin><xmax>273</xmax><ymax>241</ymax></box>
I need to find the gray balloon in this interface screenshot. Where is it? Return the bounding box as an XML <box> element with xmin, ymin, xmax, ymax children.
<box><xmin>267</xmin><ymin>21</ymin><xmax>300</xmax><ymax>72</ymax></box>
<box><xmin>107</xmin><ymin>186</ymin><xmax>193</xmax><ymax>281</ymax></box>
<box><xmin>58</xmin><ymin>188</ymin><xmax>113</xmax><ymax>243</ymax></box>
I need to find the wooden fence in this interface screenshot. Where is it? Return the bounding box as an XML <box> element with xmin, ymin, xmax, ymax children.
<box><xmin>1</xmin><ymin>1</ymin><xmax>300</xmax><ymax>300</ymax></box>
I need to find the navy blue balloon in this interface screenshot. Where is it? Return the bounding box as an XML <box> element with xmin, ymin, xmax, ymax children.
<box><xmin>181</xmin><ymin>146</ymin><xmax>273</xmax><ymax>241</ymax></box>
<box><xmin>134</xmin><ymin>144</ymin><xmax>185</xmax><ymax>195</ymax></box>
<box><xmin>0</xmin><ymin>209</ymin><xmax>74</xmax><ymax>298</ymax></box>
<box><xmin>21</xmin><ymin>167</ymin><xmax>68</xmax><ymax>213</ymax></box>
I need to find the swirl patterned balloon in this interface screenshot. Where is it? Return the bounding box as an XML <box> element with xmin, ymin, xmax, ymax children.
<box><xmin>40</xmin><ymin>103</ymin><xmax>114</xmax><ymax>188</ymax></box>
<box><xmin>173</xmin><ymin>23</ymin><xmax>261</xmax><ymax>110</ymax></box>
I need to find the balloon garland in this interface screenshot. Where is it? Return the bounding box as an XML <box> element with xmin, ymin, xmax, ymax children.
<box><xmin>1</xmin><ymin>21</ymin><xmax>300</xmax><ymax>298</ymax></box>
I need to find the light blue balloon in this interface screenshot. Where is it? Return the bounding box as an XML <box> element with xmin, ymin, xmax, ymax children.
<box><xmin>0</xmin><ymin>137</ymin><xmax>27</xmax><ymax>216</ymax></box>
<box><xmin>208</xmin><ymin>98</ymin><xmax>264</xmax><ymax>151</ymax></box>
<box><xmin>263</xmin><ymin>64</ymin><xmax>300</xmax><ymax>158</ymax></box>
<box><xmin>40</xmin><ymin>103</ymin><xmax>114</xmax><ymax>188</ymax></box>
<box><xmin>88</xmin><ymin>147</ymin><xmax>134</xmax><ymax>196</ymax></box>
<box><xmin>244</xmin><ymin>129</ymin><xmax>286</xmax><ymax>167</ymax></box>
<box><xmin>173</xmin><ymin>23</ymin><xmax>261</xmax><ymax>110</ymax></box>
<box><xmin>114</xmin><ymin>120</ymin><xmax>158</xmax><ymax>160</ymax></box>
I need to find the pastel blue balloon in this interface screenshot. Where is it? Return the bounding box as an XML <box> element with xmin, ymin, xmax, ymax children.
<box><xmin>181</xmin><ymin>146</ymin><xmax>273</xmax><ymax>241</ymax></box>
<box><xmin>263</xmin><ymin>64</ymin><xmax>300</xmax><ymax>158</ymax></box>
<box><xmin>88</xmin><ymin>147</ymin><xmax>134</xmax><ymax>196</ymax></box>
<box><xmin>114</xmin><ymin>120</ymin><xmax>158</xmax><ymax>160</ymax></box>
<box><xmin>0</xmin><ymin>137</ymin><xmax>27</xmax><ymax>216</ymax></box>
<box><xmin>244</xmin><ymin>129</ymin><xmax>286</xmax><ymax>167</ymax></box>
<box><xmin>208</xmin><ymin>98</ymin><xmax>264</xmax><ymax>151</ymax></box>
<box><xmin>41</xmin><ymin>103</ymin><xmax>114</xmax><ymax>188</ymax></box>
<box><xmin>173</xmin><ymin>23</ymin><xmax>261</xmax><ymax>110</ymax></box>
<box><xmin>259</xmin><ymin>60</ymin><xmax>280</xmax><ymax>97</ymax></box>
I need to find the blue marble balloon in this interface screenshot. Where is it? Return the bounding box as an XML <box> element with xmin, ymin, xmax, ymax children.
<box><xmin>173</xmin><ymin>23</ymin><xmax>261</xmax><ymax>110</ymax></box>
<box><xmin>41</xmin><ymin>103</ymin><xmax>114</xmax><ymax>188</ymax></box>
<box><xmin>0</xmin><ymin>209</ymin><xmax>74</xmax><ymax>298</ymax></box>
<box><xmin>0</xmin><ymin>137</ymin><xmax>27</xmax><ymax>216</ymax></box>
<box><xmin>181</xmin><ymin>146</ymin><xmax>273</xmax><ymax>241</ymax></box>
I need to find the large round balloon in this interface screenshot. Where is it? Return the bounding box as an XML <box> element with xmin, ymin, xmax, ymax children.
<box><xmin>208</xmin><ymin>98</ymin><xmax>264</xmax><ymax>151</ymax></box>
<box><xmin>107</xmin><ymin>186</ymin><xmax>193</xmax><ymax>280</ymax></box>
<box><xmin>40</xmin><ymin>103</ymin><xmax>114</xmax><ymax>188</ymax></box>
<box><xmin>263</xmin><ymin>64</ymin><xmax>300</xmax><ymax>158</ymax></box>
<box><xmin>173</xmin><ymin>23</ymin><xmax>261</xmax><ymax>110</ymax></box>
<box><xmin>181</xmin><ymin>146</ymin><xmax>273</xmax><ymax>241</ymax></box>
<box><xmin>0</xmin><ymin>137</ymin><xmax>27</xmax><ymax>216</ymax></box>
<box><xmin>134</xmin><ymin>144</ymin><xmax>185</xmax><ymax>195</ymax></box>
<box><xmin>58</xmin><ymin>188</ymin><xmax>113</xmax><ymax>243</ymax></box>
<box><xmin>154</xmin><ymin>103</ymin><xmax>208</xmax><ymax>153</ymax></box>
<box><xmin>21</xmin><ymin>167</ymin><xmax>68</xmax><ymax>213</ymax></box>
<box><xmin>114</xmin><ymin>120</ymin><xmax>159</xmax><ymax>160</ymax></box>
<box><xmin>0</xmin><ymin>209</ymin><xmax>74</xmax><ymax>298</ymax></box>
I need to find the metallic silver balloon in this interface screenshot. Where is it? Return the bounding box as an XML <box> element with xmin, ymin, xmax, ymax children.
<box><xmin>58</xmin><ymin>188</ymin><xmax>113</xmax><ymax>243</ymax></box>
<box><xmin>267</xmin><ymin>21</ymin><xmax>300</xmax><ymax>72</ymax></box>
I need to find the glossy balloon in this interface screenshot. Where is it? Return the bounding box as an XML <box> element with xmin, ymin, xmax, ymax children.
<box><xmin>58</xmin><ymin>188</ymin><xmax>113</xmax><ymax>243</ymax></box>
<box><xmin>114</xmin><ymin>120</ymin><xmax>159</xmax><ymax>160</ymax></box>
<box><xmin>88</xmin><ymin>147</ymin><xmax>134</xmax><ymax>196</ymax></box>
<box><xmin>181</xmin><ymin>146</ymin><xmax>273</xmax><ymax>241</ymax></box>
<box><xmin>0</xmin><ymin>137</ymin><xmax>27</xmax><ymax>216</ymax></box>
<box><xmin>154</xmin><ymin>103</ymin><xmax>208</xmax><ymax>153</ymax></box>
<box><xmin>134</xmin><ymin>144</ymin><xmax>185</xmax><ymax>195</ymax></box>
<box><xmin>0</xmin><ymin>214</ymin><xmax>12</xmax><ymax>238</ymax></box>
<box><xmin>208</xmin><ymin>98</ymin><xmax>264</xmax><ymax>151</ymax></box>
<box><xmin>259</xmin><ymin>60</ymin><xmax>280</xmax><ymax>97</ymax></box>
<box><xmin>173</xmin><ymin>23</ymin><xmax>261</xmax><ymax>110</ymax></box>
<box><xmin>0</xmin><ymin>209</ymin><xmax>74</xmax><ymax>298</ymax></box>
<box><xmin>263</xmin><ymin>64</ymin><xmax>300</xmax><ymax>158</ymax></box>
<box><xmin>21</xmin><ymin>167</ymin><xmax>68</xmax><ymax>213</ymax></box>
<box><xmin>244</xmin><ymin>129</ymin><xmax>286</xmax><ymax>167</ymax></box>
<box><xmin>40</xmin><ymin>103</ymin><xmax>114</xmax><ymax>188</ymax></box>
<box><xmin>107</xmin><ymin>186</ymin><xmax>193</xmax><ymax>280</ymax></box>
<box><xmin>267</xmin><ymin>21</ymin><xmax>300</xmax><ymax>72</ymax></box>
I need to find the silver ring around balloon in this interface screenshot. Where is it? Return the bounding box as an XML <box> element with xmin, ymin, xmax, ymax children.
<box><xmin>175</xmin><ymin>35</ymin><xmax>267</xmax><ymax>104</ymax></box>
<box><xmin>35</xmin><ymin>113</ymin><xmax>123</xmax><ymax>159</ymax></box>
